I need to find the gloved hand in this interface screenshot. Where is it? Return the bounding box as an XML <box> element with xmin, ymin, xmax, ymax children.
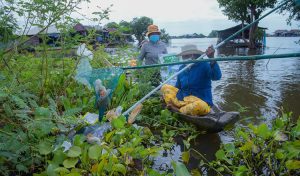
<box><xmin>206</xmin><ymin>45</ymin><xmax>215</xmax><ymax>58</ymax></box>
<box><xmin>206</xmin><ymin>45</ymin><xmax>217</xmax><ymax>65</ymax></box>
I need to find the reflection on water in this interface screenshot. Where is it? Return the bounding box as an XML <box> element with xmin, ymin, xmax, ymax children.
<box><xmin>166</xmin><ymin>37</ymin><xmax>300</xmax><ymax>175</ymax></box>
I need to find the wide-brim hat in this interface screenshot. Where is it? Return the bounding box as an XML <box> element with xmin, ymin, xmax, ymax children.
<box><xmin>146</xmin><ymin>24</ymin><xmax>161</xmax><ymax>36</ymax></box>
<box><xmin>178</xmin><ymin>44</ymin><xmax>204</xmax><ymax>56</ymax></box>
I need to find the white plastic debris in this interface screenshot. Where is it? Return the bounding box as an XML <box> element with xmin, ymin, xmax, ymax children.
<box><xmin>84</xmin><ymin>112</ymin><xmax>99</xmax><ymax>125</ymax></box>
<box><xmin>75</xmin><ymin>43</ymin><xmax>93</xmax><ymax>88</ymax></box>
<box><xmin>62</xmin><ymin>141</ymin><xmax>72</xmax><ymax>152</ymax></box>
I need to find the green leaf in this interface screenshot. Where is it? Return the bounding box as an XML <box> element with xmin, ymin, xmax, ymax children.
<box><xmin>46</xmin><ymin>164</ymin><xmax>58</xmax><ymax>176</ymax></box>
<box><xmin>215</xmin><ymin>149</ymin><xmax>232</xmax><ymax>164</ymax></box>
<box><xmin>67</xmin><ymin>146</ymin><xmax>81</xmax><ymax>158</ymax></box>
<box><xmin>16</xmin><ymin>164</ymin><xmax>28</xmax><ymax>173</ymax></box>
<box><xmin>88</xmin><ymin>145</ymin><xmax>102</xmax><ymax>160</ymax></box>
<box><xmin>274</xmin><ymin>118</ymin><xmax>285</xmax><ymax>129</ymax></box>
<box><xmin>283</xmin><ymin>141</ymin><xmax>300</xmax><ymax>159</ymax></box>
<box><xmin>182</xmin><ymin>151</ymin><xmax>190</xmax><ymax>164</ymax></box>
<box><xmin>35</xmin><ymin>107</ymin><xmax>51</xmax><ymax>118</ymax></box>
<box><xmin>105</xmin><ymin>130</ymin><xmax>115</xmax><ymax>142</ymax></box>
<box><xmin>54</xmin><ymin>167</ymin><xmax>70</xmax><ymax>174</ymax></box>
<box><xmin>291</xmin><ymin>120</ymin><xmax>300</xmax><ymax>138</ymax></box>
<box><xmin>190</xmin><ymin>169</ymin><xmax>201</xmax><ymax>176</ymax></box>
<box><xmin>112</xmin><ymin>163</ymin><xmax>126</xmax><ymax>175</ymax></box>
<box><xmin>73</xmin><ymin>135</ymin><xmax>86</xmax><ymax>147</ymax></box>
<box><xmin>11</xmin><ymin>95</ymin><xmax>28</xmax><ymax>109</ymax></box>
<box><xmin>257</xmin><ymin>124</ymin><xmax>271</xmax><ymax>139</ymax></box>
<box><xmin>65</xmin><ymin>173</ymin><xmax>81</xmax><ymax>176</ymax></box>
<box><xmin>275</xmin><ymin>149</ymin><xmax>285</xmax><ymax>160</ymax></box>
<box><xmin>183</xmin><ymin>140</ymin><xmax>190</xmax><ymax>150</ymax></box>
<box><xmin>51</xmin><ymin>149</ymin><xmax>67</xmax><ymax>165</ymax></box>
<box><xmin>63</xmin><ymin>158</ymin><xmax>78</xmax><ymax>168</ymax></box>
<box><xmin>215</xmin><ymin>149</ymin><xmax>225</xmax><ymax>160</ymax></box>
<box><xmin>233</xmin><ymin>165</ymin><xmax>248</xmax><ymax>176</ymax></box>
<box><xmin>172</xmin><ymin>161</ymin><xmax>191</xmax><ymax>176</ymax></box>
<box><xmin>38</xmin><ymin>140</ymin><xmax>53</xmax><ymax>155</ymax></box>
<box><xmin>286</xmin><ymin>160</ymin><xmax>300</xmax><ymax>170</ymax></box>
<box><xmin>240</xmin><ymin>140</ymin><xmax>253</xmax><ymax>151</ymax></box>
<box><xmin>224</xmin><ymin>143</ymin><xmax>235</xmax><ymax>153</ymax></box>
<box><xmin>111</xmin><ymin>116</ymin><xmax>126</xmax><ymax>129</ymax></box>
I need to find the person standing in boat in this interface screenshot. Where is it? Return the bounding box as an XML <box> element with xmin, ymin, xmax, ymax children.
<box><xmin>137</xmin><ymin>24</ymin><xmax>168</xmax><ymax>86</ymax></box>
<box><xmin>176</xmin><ymin>44</ymin><xmax>221</xmax><ymax>108</ymax></box>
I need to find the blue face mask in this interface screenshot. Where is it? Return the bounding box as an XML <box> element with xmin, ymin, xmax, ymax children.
<box><xmin>149</xmin><ymin>35</ymin><xmax>160</xmax><ymax>43</ymax></box>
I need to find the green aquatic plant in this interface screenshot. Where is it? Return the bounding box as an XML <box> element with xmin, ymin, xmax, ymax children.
<box><xmin>35</xmin><ymin>116</ymin><xmax>180</xmax><ymax>176</ymax></box>
<box><xmin>207</xmin><ymin>111</ymin><xmax>300</xmax><ymax>176</ymax></box>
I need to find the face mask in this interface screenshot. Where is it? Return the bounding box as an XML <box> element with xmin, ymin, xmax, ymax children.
<box><xmin>149</xmin><ymin>35</ymin><xmax>160</xmax><ymax>43</ymax></box>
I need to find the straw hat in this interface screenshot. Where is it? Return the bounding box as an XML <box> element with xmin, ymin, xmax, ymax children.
<box><xmin>146</xmin><ymin>24</ymin><xmax>161</xmax><ymax>36</ymax></box>
<box><xmin>178</xmin><ymin>44</ymin><xmax>204</xmax><ymax>56</ymax></box>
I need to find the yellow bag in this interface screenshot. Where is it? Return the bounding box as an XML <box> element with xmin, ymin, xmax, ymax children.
<box><xmin>161</xmin><ymin>84</ymin><xmax>210</xmax><ymax>115</ymax></box>
<box><xmin>161</xmin><ymin>84</ymin><xmax>178</xmax><ymax>104</ymax></box>
<box><xmin>183</xmin><ymin>96</ymin><xmax>201</xmax><ymax>103</ymax></box>
<box><xmin>161</xmin><ymin>84</ymin><xmax>178</xmax><ymax>93</ymax></box>
<box><xmin>171</xmin><ymin>98</ymin><xmax>188</xmax><ymax>108</ymax></box>
<box><xmin>179</xmin><ymin>100</ymin><xmax>210</xmax><ymax>116</ymax></box>
<box><xmin>163</xmin><ymin>94</ymin><xmax>176</xmax><ymax>104</ymax></box>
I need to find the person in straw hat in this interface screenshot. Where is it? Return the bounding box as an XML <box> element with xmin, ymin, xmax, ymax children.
<box><xmin>137</xmin><ymin>24</ymin><xmax>167</xmax><ymax>86</ymax></box>
<box><xmin>161</xmin><ymin>44</ymin><xmax>221</xmax><ymax>115</ymax></box>
<box><xmin>175</xmin><ymin>44</ymin><xmax>221</xmax><ymax>107</ymax></box>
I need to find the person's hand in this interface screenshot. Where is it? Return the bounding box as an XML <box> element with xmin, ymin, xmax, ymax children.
<box><xmin>206</xmin><ymin>45</ymin><xmax>215</xmax><ymax>58</ymax></box>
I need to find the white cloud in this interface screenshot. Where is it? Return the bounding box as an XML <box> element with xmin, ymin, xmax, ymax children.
<box><xmin>77</xmin><ymin>0</ymin><xmax>299</xmax><ymax>35</ymax></box>
<box><xmin>80</xmin><ymin>0</ymin><xmax>225</xmax><ymax>22</ymax></box>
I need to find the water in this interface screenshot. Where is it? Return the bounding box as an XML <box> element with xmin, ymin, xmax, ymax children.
<box><xmin>166</xmin><ymin>37</ymin><xmax>300</xmax><ymax>172</ymax></box>
<box><xmin>169</xmin><ymin>37</ymin><xmax>300</xmax><ymax>121</ymax></box>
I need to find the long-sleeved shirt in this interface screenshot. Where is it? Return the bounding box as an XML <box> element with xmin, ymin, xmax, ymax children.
<box><xmin>138</xmin><ymin>41</ymin><xmax>167</xmax><ymax>65</ymax></box>
<box><xmin>175</xmin><ymin>62</ymin><xmax>222</xmax><ymax>106</ymax></box>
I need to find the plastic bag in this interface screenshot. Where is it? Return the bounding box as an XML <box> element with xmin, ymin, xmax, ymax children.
<box><xmin>75</xmin><ymin>43</ymin><xmax>93</xmax><ymax>88</ymax></box>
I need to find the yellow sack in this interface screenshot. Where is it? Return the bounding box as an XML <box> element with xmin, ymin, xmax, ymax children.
<box><xmin>161</xmin><ymin>84</ymin><xmax>211</xmax><ymax>115</ymax></box>
<box><xmin>179</xmin><ymin>100</ymin><xmax>210</xmax><ymax>116</ymax></box>
<box><xmin>171</xmin><ymin>98</ymin><xmax>188</xmax><ymax>108</ymax></box>
<box><xmin>161</xmin><ymin>84</ymin><xmax>178</xmax><ymax>104</ymax></box>
<box><xmin>183</xmin><ymin>95</ymin><xmax>202</xmax><ymax>103</ymax></box>
<box><xmin>163</xmin><ymin>94</ymin><xmax>176</xmax><ymax>104</ymax></box>
<box><xmin>161</xmin><ymin>84</ymin><xmax>178</xmax><ymax>93</ymax></box>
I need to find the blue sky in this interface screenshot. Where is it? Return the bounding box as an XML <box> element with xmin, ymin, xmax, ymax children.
<box><xmin>79</xmin><ymin>0</ymin><xmax>299</xmax><ymax>36</ymax></box>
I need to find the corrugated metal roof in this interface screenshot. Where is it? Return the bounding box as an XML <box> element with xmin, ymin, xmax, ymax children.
<box><xmin>24</xmin><ymin>25</ymin><xmax>60</xmax><ymax>35</ymax></box>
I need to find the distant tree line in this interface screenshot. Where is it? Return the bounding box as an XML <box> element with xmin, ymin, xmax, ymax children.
<box><xmin>170</xmin><ymin>33</ymin><xmax>206</xmax><ymax>39</ymax></box>
<box><xmin>105</xmin><ymin>16</ymin><xmax>170</xmax><ymax>45</ymax></box>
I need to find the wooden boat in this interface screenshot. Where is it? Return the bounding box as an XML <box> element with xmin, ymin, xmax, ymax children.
<box><xmin>166</xmin><ymin>104</ymin><xmax>240</xmax><ymax>133</ymax></box>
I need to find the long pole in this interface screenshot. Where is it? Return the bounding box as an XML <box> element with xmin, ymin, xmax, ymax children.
<box><xmin>122</xmin><ymin>0</ymin><xmax>290</xmax><ymax>116</ymax></box>
<box><xmin>121</xmin><ymin>53</ymin><xmax>300</xmax><ymax>70</ymax></box>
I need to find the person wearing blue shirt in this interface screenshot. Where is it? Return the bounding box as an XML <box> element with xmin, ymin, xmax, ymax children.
<box><xmin>175</xmin><ymin>44</ymin><xmax>222</xmax><ymax>107</ymax></box>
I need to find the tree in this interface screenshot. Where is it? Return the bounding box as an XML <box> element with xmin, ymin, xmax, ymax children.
<box><xmin>105</xmin><ymin>22</ymin><xmax>119</xmax><ymax>29</ymax></box>
<box><xmin>217</xmin><ymin>0</ymin><xmax>277</xmax><ymax>48</ymax></box>
<box><xmin>207</xmin><ymin>30</ymin><xmax>218</xmax><ymax>38</ymax></box>
<box><xmin>279</xmin><ymin>0</ymin><xmax>300</xmax><ymax>24</ymax></box>
<box><xmin>0</xmin><ymin>1</ymin><xmax>18</xmax><ymax>44</ymax></box>
<box><xmin>160</xmin><ymin>28</ymin><xmax>170</xmax><ymax>44</ymax></box>
<box><xmin>130</xmin><ymin>16</ymin><xmax>153</xmax><ymax>45</ymax></box>
<box><xmin>119</xmin><ymin>20</ymin><xmax>132</xmax><ymax>34</ymax></box>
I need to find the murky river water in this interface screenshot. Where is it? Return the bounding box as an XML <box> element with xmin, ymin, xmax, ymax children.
<box><xmin>165</xmin><ymin>37</ymin><xmax>300</xmax><ymax>173</ymax></box>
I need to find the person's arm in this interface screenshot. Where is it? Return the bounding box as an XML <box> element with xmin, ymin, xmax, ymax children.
<box><xmin>210</xmin><ymin>62</ymin><xmax>222</xmax><ymax>80</ymax></box>
<box><xmin>206</xmin><ymin>45</ymin><xmax>222</xmax><ymax>80</ymax></box>
<box><xmin>137</xmin><ymin>44</ymin><xmax>146</xmax><ymax>63</ymax></box>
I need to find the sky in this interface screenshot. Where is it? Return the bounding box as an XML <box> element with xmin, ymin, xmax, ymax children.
<box><xmin>78</xmin><ymin>0</ymin><xmax>300</xmax><ymax>36</ymax></box>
